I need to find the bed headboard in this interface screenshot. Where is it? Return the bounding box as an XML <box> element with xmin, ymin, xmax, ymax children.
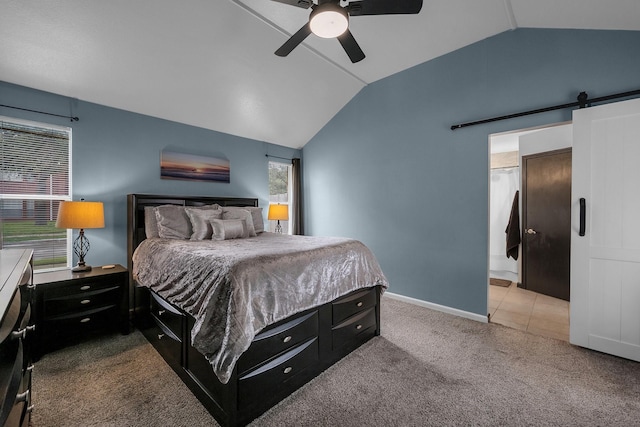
<box><xmin>126</xmin><ymin>193</ymin><xmax>259</xmax><ymax>319</ymax></box>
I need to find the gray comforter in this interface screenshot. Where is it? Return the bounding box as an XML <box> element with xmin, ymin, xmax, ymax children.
<box><xmin>132</xmin><ymin>232</ymin><xmax>388</xmax><ymax>383</ymax></box>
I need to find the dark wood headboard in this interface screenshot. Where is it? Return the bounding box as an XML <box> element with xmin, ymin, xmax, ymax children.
<box><xmin>126</xmin><ymin>194</ymin><xmax>259</xmax><ymax>319</ymax></box>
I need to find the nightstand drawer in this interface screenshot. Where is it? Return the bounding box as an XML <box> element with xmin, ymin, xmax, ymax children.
<box><xmin>237</xmin><ymin>310</ymin><xmax>318</xmax><ymax>375</ymax></box>
<box><xmin>42</xmin><ymin>305</ymin><xmax>118</xmax><ymax>336</ymax></box>
<box><xmin>41</xmin><ymin>279</ymin><xmax>122</xmax><ymax>300</ymax></box>
<box><xmin>332</xmin><ymin>287</ymin><xmax>377</xmax><ymax>326</ymax></box>
<box><xmin>43</xmin><ymin>286</ymin><xmax>120</xmax><ymax>317</ymax></box>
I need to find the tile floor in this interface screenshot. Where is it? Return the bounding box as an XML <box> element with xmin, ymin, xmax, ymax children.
<box><xmin>489</xmin><ymin>282</ymin><xmax>569</xmax><ymax>342</ymax></box>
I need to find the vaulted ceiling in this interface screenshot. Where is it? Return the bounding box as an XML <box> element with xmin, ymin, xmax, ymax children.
<box><xmin>1</xmin><ymin>1</ymin><xmax>639</xmax><ymax>149</ymax></box>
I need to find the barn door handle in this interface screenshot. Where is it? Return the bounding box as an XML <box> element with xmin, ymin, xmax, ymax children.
<box><xmin>579</xmin><ymin>198</ymin><xmax>586</xmax><ymax>236</ymax></box>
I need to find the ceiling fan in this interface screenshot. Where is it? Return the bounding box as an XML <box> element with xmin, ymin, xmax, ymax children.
<box><xmin>272</xmin><ymin>0</ymin><xmax>423</xmax><ymax>63</ymax></box>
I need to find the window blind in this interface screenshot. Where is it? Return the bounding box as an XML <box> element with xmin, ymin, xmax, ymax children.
<box><xmin>0</xmin><ymin>117</ymin><xmax>71</xmax><ymax>270</ymax></box>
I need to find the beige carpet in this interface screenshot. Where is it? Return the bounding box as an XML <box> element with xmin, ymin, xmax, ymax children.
<box><xmin>32</xmin><ymin>296</ymin><xmax>640</xmax><ymax>426</ymax></box>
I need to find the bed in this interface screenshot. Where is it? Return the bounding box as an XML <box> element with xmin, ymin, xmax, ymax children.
<box><xmin>126</xmin><ymin>194</ymin><xmax>388</xmax><ymax>427</ymax></box>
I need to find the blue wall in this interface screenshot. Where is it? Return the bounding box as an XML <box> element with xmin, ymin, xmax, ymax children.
<box><xmin>0</xmin><ymin>81</ymin><xmax>300</xmax><ymax>268</ymax></box>
<box><xmin>302</xmin><ymin>29</ymin><xmax>640</xmax><ymax>316</ymax></box>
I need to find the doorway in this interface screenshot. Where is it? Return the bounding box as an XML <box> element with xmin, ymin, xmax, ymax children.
<box><xmin>488</xmin><ymin>124</ymin><xmax>571</xmax><ymax>341</ymax></box>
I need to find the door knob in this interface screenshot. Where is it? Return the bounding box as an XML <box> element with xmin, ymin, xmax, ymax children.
<box><xmin>525</xmin><ymin>228</ymin><xmax>537</xmax><ymax>235</ymax></box>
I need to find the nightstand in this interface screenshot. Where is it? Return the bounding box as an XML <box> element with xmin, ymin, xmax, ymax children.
<box><xmin>32</xmin><ymin>264</ymin><xmax>129</xmax><ymax>359</ymax></box>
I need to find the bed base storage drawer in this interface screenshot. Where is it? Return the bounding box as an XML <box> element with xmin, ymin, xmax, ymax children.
<box><xmin>145</xmin><ymin>319</ymin><xmax>182</xmax><ymax>370</ymax></box>
<box><xmin>142</xmin><ymin>291</ymin><xmax>184</xmax><ymax>370</ymax></box>
<box><xmin>238</xmin><ymin>337</ymin><xmax>318</xmax><ymax>411</ymax></box>
<box><xmin>332</xmin><ymin>287</ymin><xmax>377</xmax><ymax>325</ymax></box>
<box><xmin>237</xmin><ymin>310</ymin><xmax>318</xmax><ymax>375</ymax></box>
<box><xmin>133</xmin><ymin>285</ymin><xmax>381</xmax><ymax>427</ymax></box>
<box><xmin>149</xmin><ymin>291</ymin><xmax>183</xmax><ymax>339</ymax></box>
<box><xmin>332</xmin><ymin>307</ymin><xmax>377</xmax><ymax>351</ymax></box>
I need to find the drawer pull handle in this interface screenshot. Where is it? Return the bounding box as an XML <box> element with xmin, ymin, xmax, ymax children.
<box><xmin>27</xmin><ymin>364</ymin><xmax>34</xmax><ymax>373</ymax></box>
<box><xmin>80</xmin><ymin>285</ymin><xmax>91</xmax><ymax>291</ymax></box>
<box><xmin>158</xmin><ymin>333</ymin><xmax>165</xmax><ymax>340</ymax></box>
<box><xmin>158</xmin><ymin>309</ymin><xmax>166</xmax><ymax>316</ymax></box>
<box><xmin>11</xmin><ymin>325</ymin><xmax>35</xmax><ymax>340</ymax></box>
<box><xmin>283</xmin><ymin>366</ymin><xmax>293</xmax><ymax>374</ymax></box>
<box><xmin>80</xmin><ymin>299</ymin><xmax>91</xmax><ymax>305</ymax></box>
<box><xmin>16</xmin><ymin>390</ymin><xmax>29</xmax><ymax>403</ymax></box>
<box><xmin>356</xmin><ymin>324</ymin><xmax>363</xmax><ymax>330</ymax></box>
<box><xmin>27</xmin><ymin>404</ymin><xmax>35</xmax><ymax>413</ymax></box>
<box><xmin>80</xmin><ymin>317</ymin><xmax>91</xmax><ymax>323</ymax></box>
<box><xmin>282</xmin><ymin>335</ymin><xmax>292</xmax><ymax>343</ymax></box>
<box><xmin>356</xmin><ymin>301</ymin><xmax>363</xmax><ymax>307</ymax></box>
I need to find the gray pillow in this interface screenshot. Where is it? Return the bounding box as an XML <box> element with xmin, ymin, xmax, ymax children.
<box><xmin>210</xmin><ymin>218</ymin><xmax>247</xmax><ymax>241</ymax></box>
<box><xmin>222</xmin><ymin>208</ymin><xmax>258</xmax><ymax>237</ymax></box>
<box><xmin>144</xmin><ymin>206</ymin><xmax>160</xmax><ymax>238</ymax></box>
<box><xmin>185</xmin><ymin>207</ymin><xmax>223</xmax><ymax>240</ymax></box>
<box><xmin>241</xmin><ymin>206</ymin><xmax>265</xmax><ymax>234</ymax></box>
<box><xmin>155</xmin><ymin>205</ymin><xmax>191</xmax><ymax>239</ymax></box>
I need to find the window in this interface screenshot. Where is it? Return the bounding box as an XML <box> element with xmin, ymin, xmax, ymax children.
<box><xmin>268</xmin><ymin>161</ymin><xmax>292</xmax><ymax>233</ymax></box>
<box><xmin>0</xmin><ymin>117</ymin><xmax>71</xmax><ymax>271</ymax></box>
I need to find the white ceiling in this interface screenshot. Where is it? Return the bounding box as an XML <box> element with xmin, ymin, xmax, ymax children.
<box><xmin>1</xmin><ymin>0</ymin><xmax>639</xmax><ymax>149</ymax></box>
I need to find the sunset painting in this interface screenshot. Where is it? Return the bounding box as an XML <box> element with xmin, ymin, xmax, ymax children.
<box><xmin>160</xmin><ymin>149</ymin><xmax>230</xmax><ymax>183</ymax></box>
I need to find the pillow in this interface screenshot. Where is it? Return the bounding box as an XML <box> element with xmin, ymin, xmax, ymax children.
<box><xmin>185</xmin><ymin>207</ymin><xmax>223</xmax><ymax>240</ymax></box>
<box><xmin>144</xmin><ymin>206</ymin><xmax>160</xmax><ymax>238</ymax></box>
<box><xmin>225</xmin><ymin>206</ymin><xmax>264</xmax><ymax>234</ymax></box>
<box><xmin>210</xmin><ymin>219</ymin><xmax>247</xmax><ymax>241</ymax></box>
<box><xmin>222</xmin><ymin>208</ymin><xmax>257</xmax><ymax>237</ymax></box>
<box><xmin>155</xmin><ymin>205</ymin><xmax>191</xmax><ymax>239</ymax></box>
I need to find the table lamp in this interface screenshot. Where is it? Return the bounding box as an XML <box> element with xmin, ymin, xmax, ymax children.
<box><xmin>268</xmin><ymin>204</ymin><xmax>289</xmax><ymax>234</ymax></box>
<box><xmin>56</xmin><ymin>200</ymin><xmax>105</xmax><ymax>272</ymax></box>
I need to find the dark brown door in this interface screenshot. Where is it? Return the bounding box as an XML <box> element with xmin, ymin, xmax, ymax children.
<box><xmin>522</xmin><ymin>148</ymin><xmax>572</xmax><ymax>301</ymax></box>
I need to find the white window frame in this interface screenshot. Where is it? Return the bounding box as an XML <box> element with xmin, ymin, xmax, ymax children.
<box><xmin>0</xmin><ymin>115</ymin><xmax>73</xmax><ymax>271</ymax></box>
<box><xmin>268</xmin><ymin>160</ymin><xmax>293</xmax><ymax>234</ymax></box>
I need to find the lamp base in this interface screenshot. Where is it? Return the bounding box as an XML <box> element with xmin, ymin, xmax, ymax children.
<box><xmin>72</xmin><ymin>263</ymin><xmax>92</xmax><ymax>273</ymax></box>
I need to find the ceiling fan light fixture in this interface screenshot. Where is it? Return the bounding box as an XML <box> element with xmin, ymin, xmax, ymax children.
<box><xmin>309</xmin><ymin>3</ymin><xmax>348</xmax><ymax>38</ymax></box>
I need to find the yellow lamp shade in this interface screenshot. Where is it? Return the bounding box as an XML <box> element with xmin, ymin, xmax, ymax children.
<box><xmin>268</xmin><ymin>204</ymin><xmax>289</xmax><ymax>221</ymax></box>
<box><xmin>56</xmin><ymin>201</ymin><xmax>105</xmax><ymax>229</ymax></box>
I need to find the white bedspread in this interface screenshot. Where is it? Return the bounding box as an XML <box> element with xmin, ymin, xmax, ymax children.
<box><xmin>132</xmin><ymin>232</ymin><xmax>388</xmax><ymax>383</ymax></box>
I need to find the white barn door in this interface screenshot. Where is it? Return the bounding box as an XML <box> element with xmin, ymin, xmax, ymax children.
<box><xmin>570</xmin><ymin>97</ymin><xmax>640</xmax><ymax>361</ymax></box>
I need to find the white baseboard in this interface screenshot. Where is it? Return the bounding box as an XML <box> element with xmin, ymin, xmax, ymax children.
<box><xmin>384</xmin><ymin>291</ymin><xmax>488</xmax><ymax>323</ymax></box>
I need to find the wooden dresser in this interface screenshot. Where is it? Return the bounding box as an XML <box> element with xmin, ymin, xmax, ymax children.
<box><xmin>0</xmin><ymin>249</ymin><xmax>35</xmax><ymax>427</ymax></box>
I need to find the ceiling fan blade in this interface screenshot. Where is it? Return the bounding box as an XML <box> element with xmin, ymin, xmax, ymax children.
<box><xmin>337</xmin><ymin>29</ymin><xmax>365</xmax><ymax>63</ymax></box>
<box><xmin>347</xmin><ymin>0</ymin><xmax>423</xmax><ymax>16</ymax></box>
<box><xmin>275</xmin><ymin>23</ymin><xmax>312</xmax><ymax>57</ymax></box>
<box><xmin>270</xmin><ymin>0</ymin><xmax>313</xmax><ymax>9</ymax></box>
